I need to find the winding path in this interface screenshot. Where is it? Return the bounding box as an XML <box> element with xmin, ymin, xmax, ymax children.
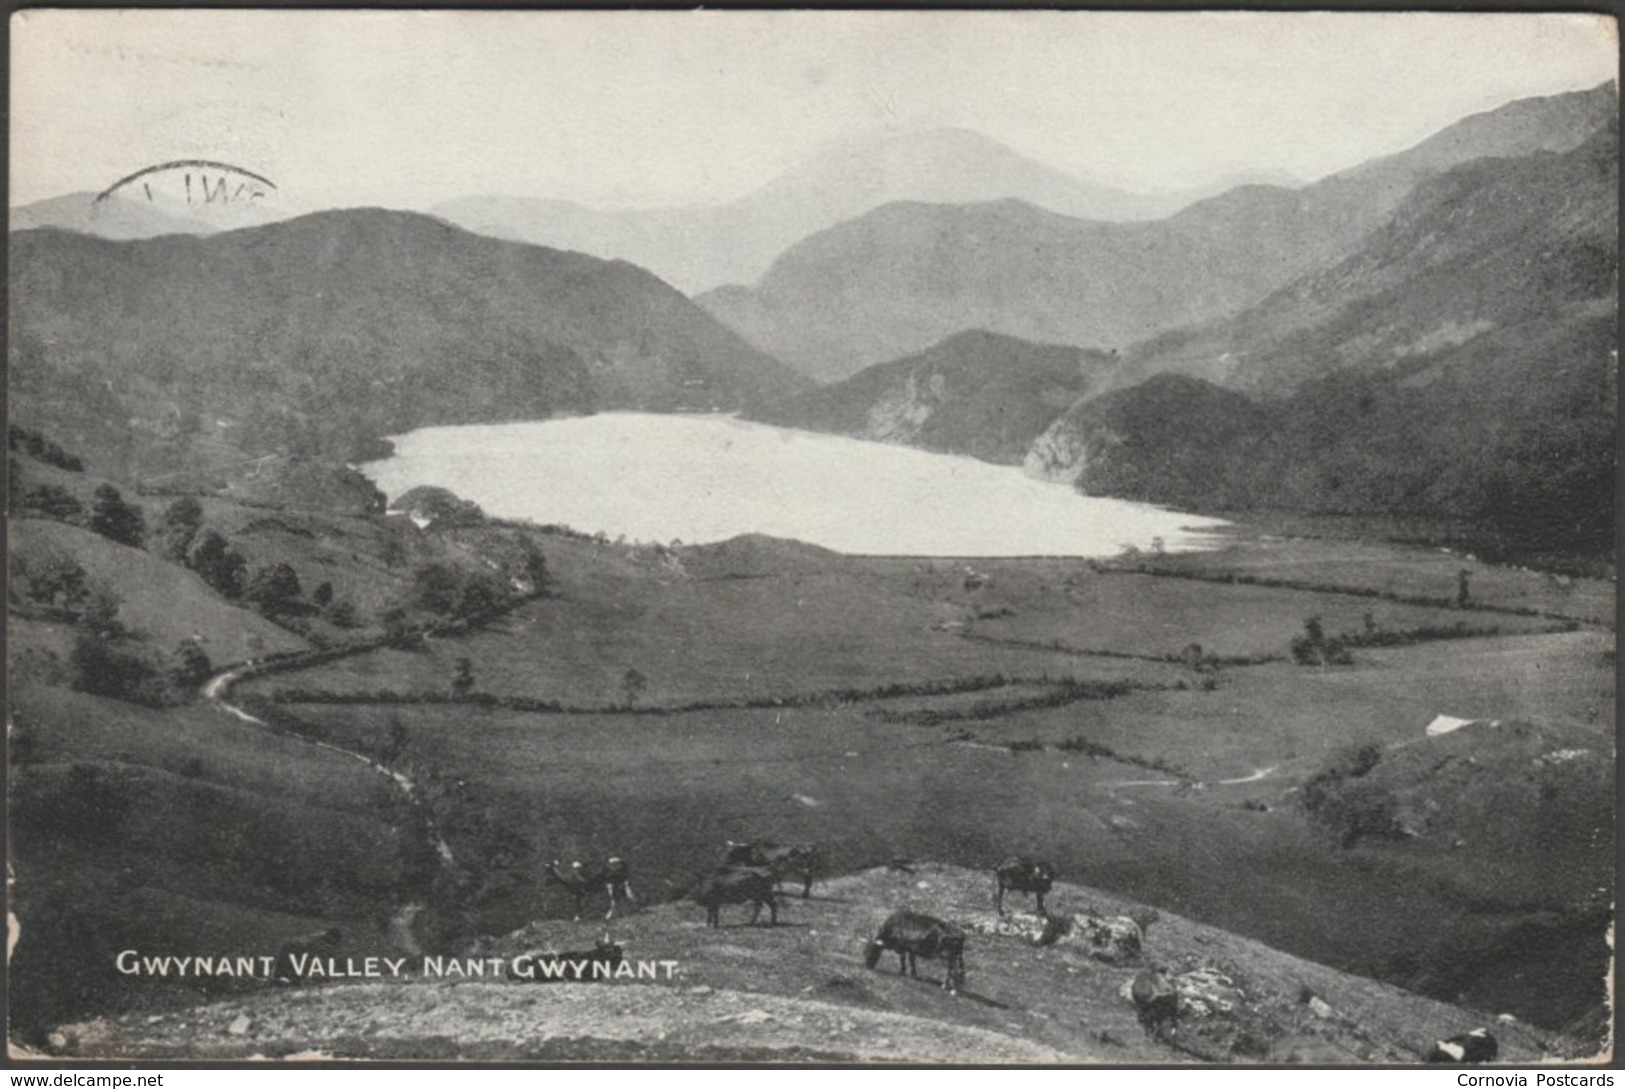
<box><xmin>202</xmin><ymin>663</ymin><xmax>460</xmax><ymax>871</ymax></box>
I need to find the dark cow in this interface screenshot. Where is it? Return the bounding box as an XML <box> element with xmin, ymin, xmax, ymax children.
<box><xmin>544</xmin><ymin>857</ymin><xmax>636</xmax><ymax>921</ymax></box>
<box><xmin>1130</xmin><ymin>966</ymin><xmax>1179</xmax><ymax>1039</ymax></box>
<box><xmin>1426</xmin><ymin>1029</ymin><xmax>1499</xmax><ymax>1063</ymax></box>
<box><xmin>723</xmin><ymin>840</ymin><xmax>820</xmax><ymax>899</ymax></box>
<box><xmin>511</xmin><ymin>936</ymin><xmax>624</xmax><ymax>983</ymax></box>
<box><xmin>692</xmin><ymin>866</ymin><xmax>779</xmax><ymax>928</ymax></box>
<box><xmin>864</xmin><ymin>910</ymin><xmax>967</xmax><ymax>994</ymax></box>
<box><xmin>273</xmin><ymin>926</ymin><xmax>342</xmax><ymax>984</ymax></box>
<box><xmin>994</xmin><ymin>856</ymin><xmax>1057</xmax><ymax>916</ymax></box>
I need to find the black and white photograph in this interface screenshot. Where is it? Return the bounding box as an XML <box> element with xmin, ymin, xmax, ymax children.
<box><xmin>5</xmin><ymin>9</ymin><xmax>1617</xmax><ymax>1066</ymax></box>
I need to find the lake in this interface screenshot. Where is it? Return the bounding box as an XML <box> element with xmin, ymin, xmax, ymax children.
<box><xmin>357</xmin><ymin>413</ymin><xmax>1227</xmax><ymax>557</ymax></box>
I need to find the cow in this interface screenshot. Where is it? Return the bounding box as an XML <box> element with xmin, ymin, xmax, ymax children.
<box><xmin>1129</xmin><ymin>966</ymin><xmax>1179</xmax><ymax>1040</ymax></box>
<box><xmin>1426</xmin><ymin>1029</ymin><xmax>1499</xmax><ymax>1063</ymax></box>
<box><xmin>544</xmin><ymin>857</ymin><xmax>636</xmax><ymax>921</ymax></box>
<box><xmin>723</xmin><ymin>840</ymin><xmax>820</xmax><ymax>899</ymax></box>
<box><xmin>273</xmin><ymin>926</ymin><xmax>342</xmax><ymax>985</ymax></box>
<box><xmin>864</xmin><ymin>910</ymin><xmax>967</xmax><ymax>994</ymax></box>
<box><xmin>511</xmin><ymin>936</ymin><xmax>624</xmax><ymax>983</ymax></box>
<box><xmin>994</xmin><ymin>856</ymin><xmax>1056</xmax><ymax>916</ymax></box>
<box><xmin>692</xmin><ymin>866</ymin><xmax>778</xmax><ymax>929</ymax></box>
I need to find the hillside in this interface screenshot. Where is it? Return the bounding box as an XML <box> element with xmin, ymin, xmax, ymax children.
<box><xmin>753</xmin><ymin>331</ymin><xmax>1113</xmax><ymax>464</ymax></box>
<box><xmin>7</xmin><ymin>209</ymin><xmax>809</xmax><ymax>477</ymax></box>
<box><xmin>1121</xmin><ymin>126</ymin><xmax>1620</xmax><ymax>396</ymax></box>
<box><xmin>1027</xmin><ymin>128</ymin><xmax>1617</xmax><ymax>565</ymax></box>
<box><xmin>698</xmin><ymin>83</ymin><xmax>1616</xmax><ymax>382</ymax></box>
<box><xmin>430</xmin><ymin>127</ymin><xmax>1182</xmax><ymax>295</ymax></box>
<box><xmin>38</xmin><ymin>864</ymin><xmax>1581</xmax><ymax>1063</ymax></box>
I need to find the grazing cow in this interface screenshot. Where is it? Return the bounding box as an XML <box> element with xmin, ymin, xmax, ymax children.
<box><xmin>1426</xmin><ymin>1029</ymin><xmax>1499</xmax><ymax>1064</ymax></box>
<box><xmin>544</xmin><ymin>857</ymin><xmax>636</xmax><ymax>921</ymax></box>
<box><xmin>994</xmin><ymin>856</ymin><xmax>1057</xmax><ymax>916</ymax></box>
<box><xmin>511</xmin><ymin>936</ymin><xmax>624</xmax><ymax>983</ymax></box>
<box><xmin>723</xmin><ymin>840</ymin><xmax>820</xmax><ymax>899</ymax></box>
<box><xmin>692</xmin><ymin>866</ymin><xmax>778</xmax><ymax>929</ymax></box>
<box><xmin>1129</xmin><ymin>966</ymin><xmax>1179</xmax><ymax>1039</ymax></box>
<box><xmin>864</xmin><ymin>910</ymin><xmax>967</xmax><ymax>994</ymax></box>
<box><xmin>273</xmin><ymin>926</ymin><xmax>342</xmax><ymax>984</ymax></box>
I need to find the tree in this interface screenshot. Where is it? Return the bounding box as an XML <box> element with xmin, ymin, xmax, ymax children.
<box><xmin>325</xmin><ymin>599</ymin><xmax>359</xmax><ymax>628</ymax></box>
<box><xmin>169</xmin><ymin>641</ymin><xmax>214</xmax><ymax>690</ymax></box>
<box><xmin>189</xmin><ymin>531</ymin><xmax>247</xmax><ymax>599</ymax></box>
<box><xmin>69</xmin><ymin>596</ymin><xmax>163</xmax><ymax>705</ymax></box>
<box><xmin>410</xmin><ymin>562</ymin><xmax>465</xmax><ymax>614</ymax></box>
<box><xmin>89</xmin><ymin>484</ymin><xmax>146</xmax><ymax>548</ymax></box>
<box><xmin>246</xmin><ymin>563</ymin><xmax>303</xmax><ymax>613</ymax></box>
<box><xmin>451</xmin><ymin>657</ymin><xmax>475</xmax><ymax>697</ymax></box>
<box><xmin>621</xmin><ymin>667</ymin><xmax>648</xmax><ymax>709</ymax></box>
<box><xmin>20</xmin><ymin>484</ymin><xmax>83</xmax><ymax>522</ymax></box>
<box><xmin>18</xmin><ymin>557</ymin><xmax>89</xmax><ymax>615</ymax></box>
<box><xmin>157</xmin><ymin>497</ymin><xmax>204</xmax><ymax>560</ymax></box>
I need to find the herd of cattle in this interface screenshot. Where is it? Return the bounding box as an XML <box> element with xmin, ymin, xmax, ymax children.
<box><xmin>272</xmin><ymin>844</ymin><xmax>1502</xmax><ymax>1062</ymax></box>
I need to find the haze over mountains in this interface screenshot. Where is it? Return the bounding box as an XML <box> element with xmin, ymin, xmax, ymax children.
<box><xmin>9</xmin><ymin>188</ymin><xmax>287</xmax><ymax>240</ymax></box>
<box><xmin>419</xmin><ymin>128</ymin><xmax>1287</xmax><ymax>294</ymax></box>
<box><xmin>700</xmin><ymin>83</ymin><xmax>1615</xmax><ymax>383</ymax></box>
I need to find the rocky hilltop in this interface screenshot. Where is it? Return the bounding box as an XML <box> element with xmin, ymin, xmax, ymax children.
<box><xmin>39</xmin><ymin>865</ymin><xmax>1582</xmax><ymax>1064</ymax></box>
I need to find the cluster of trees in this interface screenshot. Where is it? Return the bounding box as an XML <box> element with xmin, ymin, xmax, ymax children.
<box><xmin>9</xmin><ymin>425</ymin><xmax>84</xmax><ymax>471</ymax></box>
<box><xmin>1289</xmin><ymin>616</ymin><xmax>1354</xmax><ymax>667</ymax></box>
<box><xmin>66</xmin><ymin>593</ymin><xmax>214</xmax><ymax>706</ymax></box>
<box><xmin>11</xmin><ymin>477</ymin><xmax>148</xmax><ymax>552</ymax></box>
<box><xmin>157</xmin><ymin>497</ymin><xmax>349</xmax><ymax>622</ymax></box>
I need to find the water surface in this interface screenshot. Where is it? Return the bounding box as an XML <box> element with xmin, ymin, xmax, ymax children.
<box><xmin>359</xmin><ymin>414</ymin><xmax>1226</xmax><ymax>557</ymax></box>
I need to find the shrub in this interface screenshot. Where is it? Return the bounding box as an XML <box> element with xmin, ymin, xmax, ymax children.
<box><xmin>246</xmin><ymin>562</ymin><xmax>303</xmax><ymax>613</ymax></box>
<box><xmin>326</xmin><ymin>599</ymin><xmax>360</xmax><ymax>628</ymax></box>
<box><xmin>89</xmin><ymin>484</ymin><xmax>145</xmax><ymax>548</ymax></box>
<box><xmin>157</xmin><ymin>497</ymin><xmax>204</xmax><ymax>560</ymax></box>
<box><xmin>1291</xmin><ymin>615</ymin><xmax>1354</xmax><ymax>666</ymax></box>
<box><xmin>70</xmin><ymin>635</ymin><xmax>165</xmax><ymax>706</ymax></box>
<box><xmin>19</xmin><ymin>484</ymin><xmax>83</xmax><ymax>522</ymax></box>
<box><xmin>15</xmin><ymin>555</ymin><xmax>89</xmax><ymax>616</ymax></box>
<box><xmin>8</xmin><ymin>425</ymin><xmax>84</xmax><ymax>471</ymax></box>
<box><xmin>188</xmin><ymin>531</ymin><xmax>247</xmax><ymax>598</ymax></box>
<box><xmin>169</xmin><ymin>641</ymin><xmax>214</xmax><ymax>690</ymax></box>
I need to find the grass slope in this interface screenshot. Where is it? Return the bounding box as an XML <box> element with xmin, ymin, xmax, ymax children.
<box><xmin>45</xmin><ymin>865</ymin><xmax>1590</xmax><ymax>1063</ymax></box>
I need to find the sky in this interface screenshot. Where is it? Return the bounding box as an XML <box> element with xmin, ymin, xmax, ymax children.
<box><xmin>10</xmin><ymin>10</ymin><xmax>1618</xmax><ymax>212</ymax></box>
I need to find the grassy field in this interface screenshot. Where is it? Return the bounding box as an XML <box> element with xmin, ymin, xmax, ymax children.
<box><xmin>241</xmin><ymin>525</ymin><xmax>1612</xmax><ymax>1036</ymax></box>
<box><xmin>7</xmin><ymin>685</ymin><xmax>437</xmax><ymax>1042</ymax></box>
<box><xmin>246</xmin><ymin>562</ymin><xmax>1166</xmax><ymax>707</ymax></box>
<box><xmin>10</xmin><ymin>482</ymin><xmax>1614</xmax><ymax>1046</ymax></box>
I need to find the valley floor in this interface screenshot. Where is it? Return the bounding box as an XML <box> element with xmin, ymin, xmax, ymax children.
<box><xmin>8</xmin><ymin>508</ymin><xmax>1615</xmax><ymax>1061</ymax></box>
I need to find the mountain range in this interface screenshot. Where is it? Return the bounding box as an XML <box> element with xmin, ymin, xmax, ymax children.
<box><xmin>9</xmin><ymin>189</ymin><xmax>287</xmax><ymax>240</ymax></box>
<box><xmin>8</xmin><ymin>81</ymin><xmax>1616</xmax><ymax>562</ymax></box>
<box><xmin>700</xmin><ymin>83</ymin><xmax>1616</xmax><ymax>383</ymax></box>
<box><xmin>1032</xmin><ymin>125</ymin><xmax>1618</xmax><ymax>562</ymax></box>
<box><xmin>8</xmin><ymin>209</ymin><xmax>807</xmax><ymax>478</ymax></box>
<box><xmin>427</xmin><ymin>127</ymin><xmax>1291</xmax><ymax>295</ymax></box>
<box><xmin>740</xmin><ymin>104</ymin><xmax>1615</xmax><ymax>563</ymax></box>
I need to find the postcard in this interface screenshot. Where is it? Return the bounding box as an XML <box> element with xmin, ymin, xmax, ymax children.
<box><xmin>7</xmin><ymin>9</ymin><xmax>1616</xmax><ymax>1065</ymax></box>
